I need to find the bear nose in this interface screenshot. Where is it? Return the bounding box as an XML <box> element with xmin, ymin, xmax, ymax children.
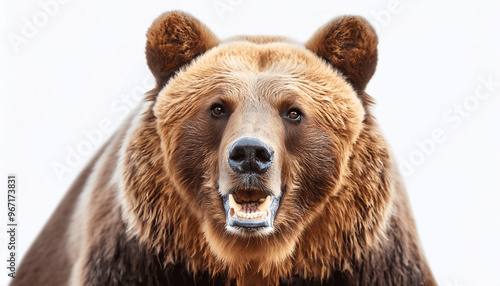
<box><xmin>228</xmin><ymin>137</ymin><xmax>274</xmax><ymax>174</ymax></box>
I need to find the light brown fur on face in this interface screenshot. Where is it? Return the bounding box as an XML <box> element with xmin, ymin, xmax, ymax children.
<box><xmin>14</xmin><ymin>11</ymin><xmax>436</xmax><ymax>286</ymax></box>
<box><xmin>148</xmin><ymin>41</ymin><xmax>366</xmax><ymax>273</ymax></box>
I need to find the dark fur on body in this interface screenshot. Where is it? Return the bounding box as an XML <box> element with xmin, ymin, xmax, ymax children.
<box><xmin>14</xmin><ymin>11</ymin><xmax>435</xmax><ymax>286</ymax></box>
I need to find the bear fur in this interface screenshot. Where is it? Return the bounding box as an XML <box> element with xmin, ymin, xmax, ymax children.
<box><xmin>14</xmin><ymin>11</ymin><xmax>436</xmax><ymax>286</ymax></box>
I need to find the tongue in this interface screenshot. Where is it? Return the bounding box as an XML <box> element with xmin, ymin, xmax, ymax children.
<box><xmin>229</xmin><ymin>194</ymin><xmax>270</xmax><ymax>220</ymax></box>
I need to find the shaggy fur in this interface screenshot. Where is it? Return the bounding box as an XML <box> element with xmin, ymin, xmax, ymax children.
<box><xmin>14</xmin><ymin>11</ymin><xmax>436</xmax><ymax>286</ymax></box>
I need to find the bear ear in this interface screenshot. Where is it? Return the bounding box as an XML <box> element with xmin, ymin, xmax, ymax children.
<box><xmin>306</xmin><ymin>16</ymin><xmax>378</xmax><ymax>92</ymax></box>
<box><xmin>146</xmin><ymin>11</ymin><xmax>219</xmax><ymax>89</ymax></box>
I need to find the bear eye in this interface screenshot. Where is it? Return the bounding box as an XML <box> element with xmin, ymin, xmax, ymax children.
<box><xmin>211</xmin><ymin>104</ymin><xmax>226</xmax><ymax>117</ymax></box>
<box><xmin>285</xmin><ymin>108</ymin><xmax>302</xmax><ymax>121</ymax></box>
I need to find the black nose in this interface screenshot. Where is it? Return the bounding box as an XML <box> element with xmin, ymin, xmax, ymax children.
<box><xmin>228</xmin><ymin>137</ymin><xmax>274</xmax><ymax>174</ymax></box>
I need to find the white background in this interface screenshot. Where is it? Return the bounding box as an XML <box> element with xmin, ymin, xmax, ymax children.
<box><xmin>1</xmin><ymin>1</ymin><xmax>500</xmax><ymax>285</ymax></box>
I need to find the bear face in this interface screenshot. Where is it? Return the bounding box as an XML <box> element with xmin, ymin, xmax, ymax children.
<box><xmin>114</xmin><ymin>11</ymin><xmax>427</xmax><ymax>285</ymax></box>
<box><xmin>153</xmin><ymin>42</ymin><xmax>366</xmax><ymax>258</ymax></box>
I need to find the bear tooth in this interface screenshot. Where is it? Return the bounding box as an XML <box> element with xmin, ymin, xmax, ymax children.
<box><xmin>229</xmin><ymin>194</ymin><xmax>242</xmax><ymax>213</ymax></box>
<box><xmin>258</xmin><ymin>196</ymin><xmax>271</xmax><ymax>212</ymax></box>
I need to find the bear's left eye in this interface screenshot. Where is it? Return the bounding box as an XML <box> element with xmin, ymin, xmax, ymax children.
<box><xmin>211</xmin><ymin>104</ymin><xmax>226</xmax><ymax>117</ymax></box>
<box><xmin>285</xmin><ymin>108</ymin><xmax>302</xmax><ymax>121</ymax></box>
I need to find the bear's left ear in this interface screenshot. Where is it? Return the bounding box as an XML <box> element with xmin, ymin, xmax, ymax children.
<box><xmin>146</xmin><ymin>11</ymin><xmax>219</xmax><ymax>89</ymax></box>
<box><xmin>306</xmin><ymin>16</ymin><xmax>378</xmax><ymax>92</ymax></box>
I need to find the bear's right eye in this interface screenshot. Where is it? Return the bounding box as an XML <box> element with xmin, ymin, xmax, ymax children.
<box><xmin>211</xmin><ymin>104</ymin><xmax>226</xmax><ymax>117</ymax></box>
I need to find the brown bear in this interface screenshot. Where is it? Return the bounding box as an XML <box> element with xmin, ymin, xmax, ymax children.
<box><xmin>13</xmin><ymin>11</ymin><xmax>436</xmax><ymax>286</ymax></box>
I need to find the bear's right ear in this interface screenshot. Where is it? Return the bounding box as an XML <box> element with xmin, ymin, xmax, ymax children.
<box><xmin>146</xmin><ymin>11</ymin><xmax>219</xmax><ymax>89</ymax></box>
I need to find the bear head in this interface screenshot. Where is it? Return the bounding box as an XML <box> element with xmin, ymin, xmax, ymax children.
<box><xmin>119</xmin><ymin>11</ymin><xmax>391</xmax><ymax>283</ymax></box>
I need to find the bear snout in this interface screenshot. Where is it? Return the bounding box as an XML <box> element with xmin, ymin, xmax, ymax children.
<box><xmin>228</xmin><ymin>137</ymin><xmax>274</xmax><ymax>174</ymax></box>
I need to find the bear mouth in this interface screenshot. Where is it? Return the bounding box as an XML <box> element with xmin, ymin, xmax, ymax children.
<box><xmin>222</xmin><ymin>193</ymin><xmax>280</xmax><ymax>232</ymax></box>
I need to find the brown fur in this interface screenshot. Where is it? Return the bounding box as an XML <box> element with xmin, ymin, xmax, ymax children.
<box><xmin>145</xmin><ymin>11</ymin><xmax>219</xmax><ymax>99</ymax></box>
<box><xmin>14</xmin><ymin>11</ymin><xmax>436</xmax><ymax>286</ymax></box>
<box><xmin>306</xmin><ymin>16</ymin><xmax>378</xmax><ymax>93</ymax></box>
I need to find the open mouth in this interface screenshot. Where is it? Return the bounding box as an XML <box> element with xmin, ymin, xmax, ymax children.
<box><xmin>222</xmin><ymin>193</ymin><xmax>280</xmax><ymax>232</ymax></box>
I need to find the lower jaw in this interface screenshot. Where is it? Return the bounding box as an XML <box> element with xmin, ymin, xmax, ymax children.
<box><xmin>202</xmin><ymin>218</ymin><xmax>299</xmax><ymax>272</ymax></box>
<box><xmin>222</xmin><ymin>195</ymin><xmax>280</xmax><ymax>235</ymax></box>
